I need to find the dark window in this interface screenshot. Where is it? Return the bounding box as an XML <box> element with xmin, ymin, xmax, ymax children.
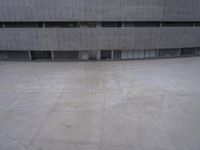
<box><xmin>79</xmin><ymin>22</ymin><xmax>97</xmax><ymax>28</ymax></box>
<box><xmin>135</xmin><ymin>22</ymin><xmax>160</xmax><ymax>27</ymax></box>
<box><xmin>180</xmin><ymin>48</ymin><xmax>196</xmax><ymax>56</ymax></box>
<box><xmin>195</xmin><ymin>22</ymin><xmax>200</xmax><ymax>27</ymax></box>
<box><xmin>117</xmin><ymin>22</ymin><xmax>122</xmax><ymax>27</ymax></box>
<box><xmin>5</xmin><ymin>22</ymin><xmax>42</xmax><ymax>28</ymax></box>
<box><xmin>101</xmin><ymin>50</ymin><xmax>112</xmax><ymax>60</ymax></box>
<box><xmin>113</xmin><ymin>50</ymin><xmax>121</xmax><ymax>59</ymax></box>
<box><xmin>0</xmin><ymin>51</ymin><xmax>6</xmax><ymax>59</ymax></box>
<box><xmin>196</xmin><ymin>48</ymin><xmax>200</xmax><ymax>55</ymax></box>
<box><xmin>102</xmin><ymin>22</ymin><xmax>118</xmax><ymax>27</ymax></box>
<box><xmin>162</xmin><ymin>22</ymin><xmax>193</xmax><ymax>27</ymax></box>
<box><xmin>159</xmin><ymin>49</ymin><xmax>180</xmax><ymax>57</ymax></box>
<box><xmin>0</xmin><ymin>51</ymin><xmax>29</xmax><ymax>60</ymax></box>
<box><xmin>0</xmin><ymin>22</ymin><xmax>3</xmax><ymax>28</ymax></box>
<box><xmin>31</xmin><ymin>51</ymin><xmax>52</xmax><ymax>60</ymax></box>
<box><xmin>124</xmin><ymin>22</ymin><xmax>135</xmax><ymax>27</ymax></box>
<box><xmin>54</xmin><ymin>51</ymin><xmax>79</xmax><ymax>60</ymax></box>
<box><xmin>45</xmin><ymin>22</ymin><xmax>78</xmax><ymax>28</ymax></box>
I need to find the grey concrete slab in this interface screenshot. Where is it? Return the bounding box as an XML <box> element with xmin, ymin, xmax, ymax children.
<box><xmin>1</xmin><ymin>28</ymin><xmax>200</xmax><ymax>51</ymax></box>
<box><xmin>0</xmin><ymin>57</ymin><xmax>200</xmax><ymax>150</ymax></box>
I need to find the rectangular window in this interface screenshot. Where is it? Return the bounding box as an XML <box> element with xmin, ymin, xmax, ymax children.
<box><xmin>0</xmin><ymin>51</ymin><xmax>29</xmax><ymax>60</ymax></box>
<box><xmin>124</xmin><ymin>22</ymin><xmax>135</xmax><ymax>27</ymax></box>
<box><xmin>0</xmin><ymin>22</ymin><xmax>3</xmax><ymax>28</ymax></box>
<box><xmin>0</xmin><ymin>51</ymin><xmax>6</xmax><ymax>59</ymax></box>
<box><xmin>45</xmin><ymin>22</ymin><xmax>78</xmax><ymax>28</ymax></box>
<box><xmin>101</xmin><ymin>50</ymin><xmax>112</xmax><ymax>60</ymax></box>
<box><xmin>113</xmin><ymin>50</ymin><xmax>121</xmax><ymax>59</ymax></box>
<box><xmin>54</xmin><ymin>51</ymin><xmax>79</xmax><ymax>60</ymax></box>
<box><xmin>31</xmin><ymin>51</ymin><xmax>52</xmax><ymax>60</ymax></box>
<box><xmin>102</xmin><ymin>22</ymin><xmax>118</xmax><ymax>27</ymax></box>
<box><xmin>121</xmin><ymin>50</ymin><xmax>133</xmax><ymax>59</ymax></box>
<box><xmin>196</xmin><ymin>48</ymin><xmax>200</xmax><ymax>55</ymax></box>
<box><xmin>79</xmin><ymin>22</ymin><xmax>97</xmax><ymax>28</ymax></box>
<box><xmin>135</xmin><ymin>22</ymin><xmax>160</xmax><ymax>27</ymax></box>
<box><xmin>162</xmin><ymin>22</ymin><xmax>193</xmax><ymax>27</ymax></box>
<box><xmin>4</xmin><ymin>22</ymin><xmax>42</xmax><ymax>28</ymax></box>
<box><xmin>159</xmin><ymin>49</ymin><xmax>180</xmax><ymax>57</ymax></box>
<box><xmin>145</xmin><ymin>50</ymin><xmax>156</xmax><ymax>58</ymax></box>
<box><xmin>133</xmin><ymin>50</ymin><xmax>145</xmax><ymax>59</ymax></box>
<box><xmin>117</xmin><ymin>22</ymin><xmax>122</xmax><ymax>27</ymax></box>
<box><xmin>195</xmin><ymin>22</ymin><xmax>200</xmax><ymax>27</ymax></box>
<box><xmin>180</xmin><ymin>48</ymin><xmax>196</xmax><ymax>56</ymax></box>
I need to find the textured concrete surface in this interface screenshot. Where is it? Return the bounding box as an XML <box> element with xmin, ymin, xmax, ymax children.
<box><xmin>0</xmin><ymin>57</ymin><xmax>200</xmax><ymax>150</ymax></box>
<box><xmin>1</xmin><ymin>28</ymin><xmax>200</xmax><ymax>51</ymax></box>
<box><xmin>0</xmin><ymin>0</ymin><xmax>200</xmax><ymax>21</ymax></box>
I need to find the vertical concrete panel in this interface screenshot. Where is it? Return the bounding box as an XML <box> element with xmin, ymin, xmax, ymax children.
<box><xmin>57</xmin><ymin>29</ymin><xmax>69</xmax><ymax>51</ymax></box>
<box><xmin>37</xmin><ymin>29</ymin><xmax>58</xmax><ymax>50</ymax></box>
<box><xmin>0</xmin><ymin>28</ymin><xmax>200</xmax><ymax>51</ymax></box>
<box><xmin>134</xmin><ymin>28</ymin><xmax>159</xmax><ymax>49</ymax></box>
<box><xmin>158</xmin><ymin>28</ymin><xmax>181</xmax><ymax>49</ymax></box>
<box><xmin>68</xmin><ymin>29</ymin><xmax>82</xmax><ymax>50</ymax></box>
<box><xmin>195</xmin><ymin>0</ymin><xmax>200</xmax><ymax>20</ymax></box>
<box><xmin>0</xmin><ymin>0</ymin><xmax>199</xmax><ymax>21</ymax></box>
<box><xmin>163</xmin><ymin>0</ymin><xmax>197</xmax><ymax>21</ymax></box>
<box><xmin>0</xmin><ymin>29</ymin><xmax>7</xmax><ymax>50</ymax></box>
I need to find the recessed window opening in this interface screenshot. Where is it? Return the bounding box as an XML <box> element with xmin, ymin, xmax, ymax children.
<box><xmin>159</xmin><ymin>49</ymin><xmax>180</xmax><ymax>57</ymax></box>
<box><xmin>134</xmin><ymin>22</ymin><xmax>160</xmax><ymax>27</ymax></box>
<box><xmin>31</xmin><ymin>51</ymin><xmax>52</xmax><ymax>60</ymax></box>
<box><xmin>181</xmin><ymin>48</ymin><xmax>196</xmax><ymax>56</ymax></box>
<box><xmin>0</xmin><ymin>22</ymin><xmax>3</xmax><ymax>28</ymax></box>
<box><xmin>54</xmin><ymin>51</ymin><xmax>79</xmax><ymax>60</ymax></box>
<box><xmin>79</xmin><ymin>22</ymin><xmax>97</xmax><ymax>28</ymax></box>
<box><xmin>102</xmin><ymin>22</ymin><xmax>118</xmax><ymax>27</ymax></box>
<box><xmin>124</xmin><ymin>22</ymin><xmax>135</xmax><ymax>27</ymax></box>
<box><xmin>162</xmin><ymin>22</ymin><xmax>193</xmax><ymax>27</ymax></box>
<box><xmin>4</xmin><ymin>22</ymin><xmax>43</xmax><ymax>28</ymax></box>
<box><xmin>101</xmin><ymin>50</ymin><xmax>112</xmax><ymax>60</ymax></box>
<box><xmin>113</xmin><ymin>50</ymin><xmax>122</xmax><ymax>59</ymax></box>
<box><xmin>45</xmin><ymin>22</ymin><xmax>78</xmax><ymax>28</ymax></box>
<box><xmin>195</xmin><ymin>22</ymin><xmax>200</xmax><ymax>27</ymax></box>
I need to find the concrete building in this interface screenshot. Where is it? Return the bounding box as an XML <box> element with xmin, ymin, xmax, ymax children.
<box><xmin>0</xmin><ymin>0</ymin><xmax>200</xmax><ymax>60</ymax></box>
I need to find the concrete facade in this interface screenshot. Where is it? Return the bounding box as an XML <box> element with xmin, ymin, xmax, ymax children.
<box><xmin>0</xmin><ymin>0</ymin><xmax>200</xmax><ymax>60</ymax></box>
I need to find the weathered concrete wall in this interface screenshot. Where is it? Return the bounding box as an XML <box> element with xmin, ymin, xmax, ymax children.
<box><xmin>0</xmin><ymin>28</ymin><xmax>199</xmax><ymax>51</ymax></box>
<box><xmin>0</xmin><ymin>0</ymin><xmax>199</xmax><ymax>21</ymax></box>
<box><xmin>0</xmin><ymin>0</ymin><xmax>199</xmax><ymax>52</ymax></box>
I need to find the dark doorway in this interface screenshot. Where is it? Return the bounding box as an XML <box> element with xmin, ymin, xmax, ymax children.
<box><xmin>31</xmin><ymin>51</ymin><xmax>51</xmax><ymax>60</ymax></box>
<box><xmin>101</xmin><ymin>50</ymin><xmax>112</xmax><ymax>60</ymax></box>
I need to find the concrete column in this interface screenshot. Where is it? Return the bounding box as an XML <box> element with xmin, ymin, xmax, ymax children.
<box><xmin>122</xmin><ymin>22</ymin><xmax>124</xmax><ymax>28</ymax></box>
<box><xmin>2</xmin><ymin>23</ymin><xmax>5</xmax><ymax>28</ymax></box>
<box><xmin>179</xmin><ymin>48</ymin><xmax>182</xmax><ymax>56</ymax></box>
<box><xmin>96</xmin><ymin>50</ymin><xmax>101</xmax><ymax>60</ymax></box>
<box><xmin>42</xmin><ymin>22</ymin><xmax>45</xmax><ymax>28</ymax></box>
<box><xmin>51</xmin><ymin>51</ymin><xmax>54</xmax><ymax>60</ymax></box>
<box><xmin>28</xmin><ymin>51</ymin><xmax>32</xmax><ymax>60</ymax></box>
<box><xmin>160</xmin><ymin>22</ymin><xmax>162</xmax><ymax>27</ymax></box>
<box><xmin>156</xmin><ymin>49</ymin><xmax>159</xmax><ymax>57</ymax></box>
<box><xmin>111</xmin><ymin>50</ymin><xmax>114</xmax><ymax>60</ymax></box>
<box><xmin>96</xmin><ymin>22</ymin><xmax>101</xmax><ymax>28</ymax></box>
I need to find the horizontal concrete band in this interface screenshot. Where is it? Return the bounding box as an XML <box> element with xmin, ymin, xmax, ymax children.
<box><xmin>0</xmin><ymin>0</ymin><xmax>200</xmax><ymax>21</ymax></box>
<box><xmin>0</xmin><ymin>28</ymin><xmax>200</xmax><ymax>51</ymax></box>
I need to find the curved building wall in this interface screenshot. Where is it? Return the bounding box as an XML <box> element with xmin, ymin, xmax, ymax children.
<box><xmin>0</xmin><ymin>0</ymin><xmax>200</xmax><ymax>60</ymax></box>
